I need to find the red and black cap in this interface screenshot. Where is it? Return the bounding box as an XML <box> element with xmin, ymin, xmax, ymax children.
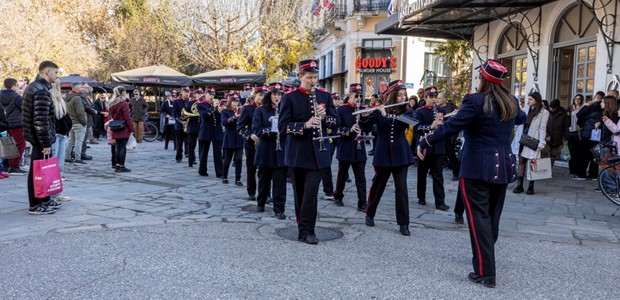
<box><xmin>266</xmin><ymin>82</ymin><xmax>283</xmax><ymax>94</ymax></box>
<box><xmin>424</xmin><ymin>86</ymin><xmax>438</xmax><ymax>97</ymax></box>
<box><xmin>386</xmin><ymin>80</ymin><xmax>406</xmax><ymax>96</ymax></box>
<box><xmin>189</xmin><ymin>88</ymin><xmax>204</xmax><ymax>98</ymax></box>
<box><xmin>206</xmin><ymin>87</ymin><xmax>216</xmax><ymax>95</ymax></box>
<box><xmin>181</xmin><ymin>87</ymin><xmax>191</xmax><ymax>92</ymax></box>
<box><xmin>254</xmin><ymin>86</ymin><xmax>267</xmax><ymax>94</ymax></box>
<box><xmin>349</xmin><ymin>83</ymin><xmax>363</xmax><ymax>94</ymax></box>
<box><xmin>298</xmin><ymin>59</ymin><xmax>319</xmax><ymax>73</ymax></box>
<box><xmin>229</xmin><ymin>94</ymin><xmax>240</xmax><ymax>101</ymax></box>
<box><xmin>477</xmin><ymin>59</ymin><xmax>508</xmax><ymax>85</ymax></box>
<box><xmin>331</xmin><ymin>93</ymin><xmax>341</xmax><ymax>100</ymax></box>
<box><xmin>243</xmin><ymin>84</ymin><xmax>252</xmax><ymax>91</ymax></box>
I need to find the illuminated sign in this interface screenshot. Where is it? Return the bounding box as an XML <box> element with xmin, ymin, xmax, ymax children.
<box><xmin>355</xmin><ymin>57</ymin><xmax>397</xmax><ymax>73</ymax></box>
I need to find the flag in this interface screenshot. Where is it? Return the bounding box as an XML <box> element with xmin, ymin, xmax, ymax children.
<box><xmin>387</xmin><ymin>0</ymin><xmax>395</xmax><ymax>16</ymax></box>
<box><xmin>312</xmin><ymin>0</ymin><xmax>334</xmax><ymax>16</ymax></box>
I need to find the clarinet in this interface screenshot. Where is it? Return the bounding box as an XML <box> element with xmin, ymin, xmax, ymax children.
<box><xmin>275</xmin><ymin>103</ymin><xmax>282</xmax><ymax>151</ymax></box>
<box><xmin>311</xmin><ymin>86</ymin><xmax>327</xmax><ymax>152</ymax></box>
<box><xmin>430</xmin><ymin>104</ymin><xmax>439</xmax><ymax>134</ymax></box>
<box><xmin>356</xmin><ymin>100</ymin><xmax>362</xmax><ymax>150</ymax></box>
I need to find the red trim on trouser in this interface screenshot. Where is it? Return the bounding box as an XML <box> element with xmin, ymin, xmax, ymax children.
<box><xmin>365</xmin><ymin>166</ymin><xmax>377</xmax><ymax>213</ymax></box>
<box><xmin>460</xmin><ymin>178</ymin><xmax>484</xmax><ymax>276</ymax></box>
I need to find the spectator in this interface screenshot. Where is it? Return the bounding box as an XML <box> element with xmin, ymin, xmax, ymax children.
<box><xmin>513</xmin><ymin>91</ymin><xmax>549</xmax><ymax>195</ymax></box>
<box><xmin>129</xmin><ymin>89</ymin><xmax>148</xmax><ymax>143</ymax></box>
<box><xmin>545</xmin><ymin>99</ymin><xmax>570</xmax><ymax>167</ymax></box>
<box><xmin>0</xmin><ymin>101</ymin><xmax>8</xmax><ymax>179</ymax></box>
<box><xmin>541</xmin><ymin>100</ymin><xmax>549</xmax><ymax>110</ymax></box>
<box><xmin>109</xmin><ymin>86</ymin><xmax>134</xmax><ymax>172</ymax></box>
<box><xmin>49</xmin><ymin>80</ymin><xmax>71</xmax><ymax>201</ymax></box>
<box><xmin>159</xmin><ymin>91</ymin><xmax>176</xmax><ymax>150</ymax></box>
<box><xmin>600</xmin><ymin>96</ymin><xmax>619</xmax><ymax>145</ymax></box>
<box><xmin>0</xmin><ymin>78</ymin><xmax>27</xmax><ymax>175</ymax></box>
<box><xmin>573</xmin><ymin>91</ymin><xmax>604</xmax><ymax>180</ymax></box>
<box><xmin>594</xmin><ymin>91</ymin><xmax>605</xmax><ymax>101</ymax></box>
<box><xmin>64</xmin><ymin>82</ymin><xmax>88</xmax><ymax>164</ymax></box>
<box><xmin>93</xmin><ymin>94</ymin><xmax>107</xmax><ymax>140</ymax></box>
<box><xmin>22</xmin><ymin>61</ymin><xmax>62</xmax><ymax>214</ymax></box>
<box><xmin>80</xmin><ymin>84</ymin><xmax>97</xmax><ymax>160</ymax></box>
<box><xmin>568</xmin><ymin>94</ymin><xmax>585</xmax><ymax>175</ymax></box>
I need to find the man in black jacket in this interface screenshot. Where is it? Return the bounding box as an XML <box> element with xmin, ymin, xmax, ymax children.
<box><xmin>22</xmin><ymin>61</ymin><xmax>63</xmax><ymax>215</ymax></box>
<box><xmin>546</xmin><ymin>100</ymin><xmax>570</xmax><ymax>167</ymax></box>
<box><xmin>0</xmin><ymin>78</ymin><xmax>27</xmax><ymax>174</ymax></box>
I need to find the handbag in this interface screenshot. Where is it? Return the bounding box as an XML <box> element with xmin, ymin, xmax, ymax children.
<box><xmin>33</xmin><ymin>156</ymin><xmax>63</xmax><ymax>198</ymax></box>
<box><xmin>519</xmin><ymin>134</ymin><xmax>540</xmax><ymax>150</ymax></box>
<box><xmin>526</xmin><ymin>152</ymin><xmax>552</xmax><ymax>181</ymax></box>
<box><xmin>560</xmin><ymin>144</ymin><xmax>571</xmax><ymax>161</ymax></box>
<box><xmin>0</xmin><ymin>136</ymin><xmax>21</xmax><ymax>159</ymax></box>
<box><xmin>108</xmin><ymin>119</ymin><xmax>126</xmax><ymax>132</ymax></box>
<box><xmin>591</xmin><ymin>128</ymin><xmax>602</xmax><ymax>142</ymax></box>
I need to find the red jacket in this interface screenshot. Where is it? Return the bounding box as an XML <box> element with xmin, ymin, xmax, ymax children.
<box><xmin>109</xmin><ymin>101</ymin><xmax>135</xmax><ymax>139</ymax></box>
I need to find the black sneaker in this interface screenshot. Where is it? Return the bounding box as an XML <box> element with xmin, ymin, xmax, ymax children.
<box><xmin>455</xmin><ymin>213</ymin><xmax>464</xmax><ymax>224</ymax></box>
<box><xmin>8</xmin><ymin>167</ymin><xmax>27</xmax><ymax>175</ymax></box>
<box><xmin>81</xmin><ymin>155</ymin><xmax>93</xmax><ymax>160</ymax></box>
<box><xmin>334</xmin><ymin>199</ymin><xmax>344</xmax><ymax>207</ymax></box>
<box><xmin>274</xmin><ymin>212</ymin><xmax>286</xmax><ymax>219</ymax></box>
<box><xmin>235</xmin><ymin>181</ymin><xmax>243</xmax><ymax>187</ymax></box>
<box><xmin>74</xmin><ymin>160</ymin><xmax>87</xmax><ymax>164</ymax></box>
<box><xmin>42</xmin><ymin>199</ymin><xmax>63</xmax><ymax>210</ymax></box>
<box><xmin>28</xmin><ymin>205</ymin><xmax>56</xmax><ymax>215</ymax></box>
<box><xmin>115</xmin><ymin>167</ymin><xmax>131</xmax><ymax>173</ymax></box>
<box><xmin>222</xmin><ymin>179</ymin><xmax>229</xmax><ymax>184</ymax></box>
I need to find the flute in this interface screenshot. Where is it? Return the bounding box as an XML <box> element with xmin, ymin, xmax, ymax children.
<box><xmin>352</xmin><ymin>102</ymin><xmax>408</xmax><ymax>115</ymax></box>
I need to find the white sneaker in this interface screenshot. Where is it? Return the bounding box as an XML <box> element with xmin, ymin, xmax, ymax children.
<box><xmin>53</xmin><ymin>194</ymin><xmax>71</xmax><ymax>202</ymax></box>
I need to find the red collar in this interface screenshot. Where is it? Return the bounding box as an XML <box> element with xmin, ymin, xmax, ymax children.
<box><xmin>343</xmin><ymin>103</ymin><xmax>355</xmax><ymax>108</ymax></box>
<box><xmin>299</xmin><ymin>87</ymin><xmax>311</xmax><ymax>95</ymax></box>
<box><xmin>422</xmin><ymin>105</ymin><xmax>433</xmax><ymax>110</ymax></box>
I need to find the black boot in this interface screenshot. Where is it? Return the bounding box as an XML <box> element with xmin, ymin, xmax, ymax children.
<box><xmin>512</xmin><ymin>177</ymin><xmax>524</xmax><ymax>193</ymax></box>
<box><xmin>526</xmin><ymin>181</ymin><xmax>535</xmax><ymax>195</ymax></box>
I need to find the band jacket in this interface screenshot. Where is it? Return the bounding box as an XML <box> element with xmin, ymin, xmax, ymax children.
<box><xmin>237</xmin><ymin>102</ymin><xmax>257</xmax><ymax>148</ymax></box>
<box><xmin>414</xmin><ymin>106</ymin><xmax>446</xmax><ymax>155</ymax></box>
<box><xmin>222</xmin><ymin>109</ymin><xmax>244</xmax><ymax>149</ymax></box>
<box><xmin>197</xmin><ymin>102</ymin><xmax>223</xmax><ymax>142</ymax></box>
<box><xmin>159</xmin><ymin>99</ymin><xmax>175</xmax><ymax>121</ymax></box>
<box><xmin>22</xmin><ymin>76</ymin><xmax>56</xmax><ymax>148</ymax></box>
<box><xmin>278</xmin><ymin>87</ymin><xmax>337</xmax><ymax>169</ymax></box>
<box><xmin>172</xmin><ymin>98</ymin><xmax>186</xmax><ymax>131</ymax></box>
<box><xmin>418</xmin><ymin>92</ymin><xmax>527</xmax><ymax>184</ymax></box>
<box><xmin>362</xmin><ymin>110</ymin><xmax>415</xmax><ymax>167</ymax></box>
<box><xmin>252</xmin><ymin>105</ymin><xmax>286</xmax><ymax>168</ymax></box>
<box><xmin>185</xmin><ymin>100</ymin><xmax>200</xmax><ymax>135</ymax></box>
<box><xmin>336</xmin><ymin>103</ymin><xmax>367</xmax><ymax>163</ymax></box>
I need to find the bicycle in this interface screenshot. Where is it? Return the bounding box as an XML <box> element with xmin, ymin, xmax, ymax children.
<box><xmin>143</xmin><ymin>121</ymin><xmax>159</xmax><ymax>142</ymax></box>
<box><xmin>596</xmin><ymin>143</ymin><xmax>620</xmax><ymax>215</ymax></box>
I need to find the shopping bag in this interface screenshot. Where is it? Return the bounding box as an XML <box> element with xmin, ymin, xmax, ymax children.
<box><xmin>33</xmin><ymin>156</ymin><xmax>63</xmax><ymax>198</ymax></box>
<box><xmin>526</xmin><ymin>157</ymin><xmax>553</xmax><ymax>181</ymax></box>
<box><xmin>560</xmin><ymin>144</ymin><xmax>570</xmax><ymax>161</ymax></box>
<box><xmin>591</xmin><ymin>129</ymin><xmax>601</xmax><ymax>142</ymax></box>
<box><xmin>127</xmin><ymin>134</ymin><xmax>137</xmax><ymax>151</ymax></box>
<box><xmin>0</xmin><ymin>136</ymin><xmax>20</xmax><ymax>159</ymax></box>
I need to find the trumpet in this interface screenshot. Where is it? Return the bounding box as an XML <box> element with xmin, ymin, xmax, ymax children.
<box><xmin>352</xmin><ymin>102</ymin><xmax>408</xmax><ymax>115</ymax></box>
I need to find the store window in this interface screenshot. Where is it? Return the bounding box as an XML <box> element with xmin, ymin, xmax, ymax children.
<box><xmin>575</xmin><ymin>43</ymin><xmax>596</xmax><ymax>95</ymax></box>
<box><xmin>341</xmin><ymin>45</ymin><xmax>346</xmax><ymax>73</ymax></box>
<box><xmin>362</xmin><ymin>39</ymin><xmax>392</xmax><ymax>49</ymax></box>
<box><xmin>360</xmin><ymin>39</ymin><xmax>393</xmax><ymax>98</ymax></box>
<box><xmin>497</xmin><ymin>24</ymin><xmax>528</xmax><ymax>102</ymax></box>
<box><xmin>327</xmin><ymin>51</ymin><xmax>333</xmax><ymax>77</ymax></box>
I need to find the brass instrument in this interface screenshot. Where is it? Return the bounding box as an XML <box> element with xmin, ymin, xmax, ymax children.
<box><xmin>311</xmin><ymin>86</ymin><xmax>327</xmax><ymax>152</ymax></box>
<box><xmin>351</xmin><ymin>102</ymin><xmax>408</xmax><ymax>115</ymax></box>
<box><xmin>181</xmin><ymin>102</ymin><xmax>199</xmax><ymax>132</ymax></box>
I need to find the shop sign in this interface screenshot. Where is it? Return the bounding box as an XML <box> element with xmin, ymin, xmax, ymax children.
<box><xmin>399</xmin><ymin>0</ymin><xmax>438</xmax><ymax>26</ymax></box>
<box><xmin>143</xmin><ymin>77</ymin><xmax>161</xmax><ymax>83</ymax></box>
<box><xmin>356</xmin><ymin>57</ymin><xmax>397</xmax><ymax>74</ymax></box>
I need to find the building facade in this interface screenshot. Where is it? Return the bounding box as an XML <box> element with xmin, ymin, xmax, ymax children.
<box><xmin>378</xmin><ymin>0</ymin><xmax>620</xmax><ymax>107</ymax></box>
<box><xmin>314</xmin><ymin>0</ymin><xmax>447</xmax><ymax>100</ymax></box>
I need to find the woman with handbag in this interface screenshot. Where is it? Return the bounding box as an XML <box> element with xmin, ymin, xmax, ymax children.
<box><xmin>513</xmin><ymin>91</ymin><xmax>549</xmax><ymax>195</ymax></box>
<box><xmin>50</xmin><ymin>81</ymin><xmax>72</xmax><ymax>201</ymax></box>
<box><xmin>108</xmin><ymin>86</ymin><xmax>135</xmax><ymax>172</ymax></box>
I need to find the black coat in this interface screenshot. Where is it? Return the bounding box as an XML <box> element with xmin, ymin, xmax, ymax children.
<box><xmin>221</xmin><ymin>109</ymin><xmax>243</xmax><ymax>149</ymax></box>
<box><xmin>335</xmin><ymin>104</ymin><xmax>367</xmax><ymax>163</ymax></box>
<box><xmin>577</xmin><ymin>101</ymin><xmax>602</xmax><ymax>140</ymax></box>
<box><xmin>252</xmin><ymin>105</ymin><xmax>286</xmax><ymax>168</ymax></box>
<box><xmin>55</xmin><ymin>114</ymin><xmax>73</xmax><ymax>136</ymax></box>
<box><xmin>414</xmin><ymin>106</ymin><xmax>446</xmax><ymax>155</ymax></box>
<box><xmin>362</xmin><ymin>110</ymin><xmax>415</xmax><ymax>167</ymax></box>
<box><xmin>236</xmin><ymin>103</ymin><xmax>257</xmax><ymax>148</ymax></box>
<box><xmin>21</xmin><ymin>76</ymin><xmax>56</xmax><ymax>148</ymax></box>
<box><xmin>197</xmin><ymin>102</ymin><xmax>223</xmax><ymax>142</ymax></box>
<box><xmin>0</xmin><ymin>89</ymin><xmax>23</xmax><ymax>129</ymax></box>
<box><xmin>185</xmin><ymin>100</ymin><xmax>200</xmax><ymax>135</ymax></box>
<box><xmin>172</xmin><ymin>98</ymin><xmax>186</xmax><ymax>131</ymax></box>
<box><xmin>0</xmin><ymin>102</ymin><xmax>8</xmax><ymax>132</ymax></box>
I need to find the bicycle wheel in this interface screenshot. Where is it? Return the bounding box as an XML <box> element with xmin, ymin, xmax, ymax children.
<box><xmin>598</xmin><ymin>165</ymin><xmax>620</xmax><ymax>206</ymax></box>
<box><xmin>143</xmin><ymin>122</ymin><xmax>159</xmax><ymax>142</ymax></box>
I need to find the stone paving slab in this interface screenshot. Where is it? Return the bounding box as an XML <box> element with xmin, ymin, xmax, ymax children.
<box><xmin>0</xmin><ymin>140</ymin><xmax>618</xmax><ymax>246</ymax></box>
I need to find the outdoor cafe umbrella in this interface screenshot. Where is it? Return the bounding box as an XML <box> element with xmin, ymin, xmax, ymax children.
<box><xmin>59</xmin><ymin>74</ymin><xmax>104</xmax><ymax>91</ymax></box>
<box><xmin>191</xmin><ymin>68</ymin><xmax>266</xmax><ymax>90</ymax></box>
<box><xmin>111</xmin><ymin>65</ymin><xmax>193</xmax><ymax>87</ymax></box>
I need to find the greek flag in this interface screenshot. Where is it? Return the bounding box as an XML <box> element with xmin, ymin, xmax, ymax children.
<box><xmin>387</xmin><ymin>0</ymin><xmax>395</xmax><ymax>16</ymax></box>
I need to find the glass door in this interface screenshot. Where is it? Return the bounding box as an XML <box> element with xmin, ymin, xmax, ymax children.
<box><xmin>512</xmin><ymin>55</ymin><xmax>528</xmax><ymax>102</ymax></box>
<box><xmin>574</xmin><ymin>43</ymin><xmax>596</xmax><ymax>97</ymax></box>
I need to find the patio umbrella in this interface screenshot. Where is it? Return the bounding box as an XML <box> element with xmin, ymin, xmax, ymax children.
<box><xmin>191</xmin><ymin>69</ymin><xmax>266</xmax><ymax>90</ymax></box>
<box><xmin>58</xmin><ymin>74</ymin><xmax>103</xmax><ymax>90</ymax></box>
<box><xmin>111</xmin><ymin>65</ymin><xmax>193</xmax><ymax>87</ymax></box>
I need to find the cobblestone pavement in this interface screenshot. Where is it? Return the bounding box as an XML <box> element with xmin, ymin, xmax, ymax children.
<box><xmin>1</xmin><ymin>140</ymin><xmax>619</xmax><ymax>245</ymax></box>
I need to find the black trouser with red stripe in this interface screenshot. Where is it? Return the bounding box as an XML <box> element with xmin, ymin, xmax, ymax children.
<box><xmin>175</xmin><ymin>130</ymin><xmax>187</xmax><ymax>161</ymax></box>
<box><xmin>334</xmin><ymin>160</ymin><xmax>367</xmax><ymax>208</ymax></box>
<box><xmin>245</xmin><ymin>147</ymin><xmax>257</xmax><ymax>197</ymax></box>
<box><xmin>365</xmin><ymin>165</ymin><xmax>409</xmax><ymax>226</ymax></box>
<box><xmin>257</xmin><ymin>166</ymin><xmax>287</xmax><ymax>213</ymax></box>
<box><xmin>460</xmin><ymin>178</ymin><xmax>507</xmax><ymax>278</ymax></box>
<box><xmin>290</xmin><ymin>167</ymin><xmax>326</xmax><ymax>237</ymax></box>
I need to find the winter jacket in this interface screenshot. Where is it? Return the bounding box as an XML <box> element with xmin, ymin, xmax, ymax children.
<box><xmin>545</xmin><ymin>107</ymin><xmax>570</xmax><ymax>147</ymax></box>
<box><xmin>0</xmin><ymin>102</ymin><xmax>8</xmax><ymax>131</ymax></box>
<box><xmin>0</xmin><ymin>89</ymin><xmax>23</xmax><ymax>128</ymax></box>
<box><xmin>129</xmin><ymin>97</ymin><xmax>148</xmax><ymax>122</ymax></box>
<box><xmin>55</xmin><ymin>113</ymin><xmax>73</xmax><ymax>136</ymax></box>
<box><xmin>65</xmin><ymin>91</ymin><xmax>87</xmax><ymax>126</ymax></box>
<box><xmin>110</xmin><ymin>101</ymin><xmax>135</xmax><ymax>139</ymax></box>
<box><xmin>577</xmin><ymin>101</ymin><xmax>602</xmax><ymax>140</ymax></box>
<box><xmin>21</xmin><ymin>76</ymin><xmax>56</xmax><ymax>148</ymax></box>
<box><xmin>520</xmin><ymin>109</ymin><xmax>549</xmax><ymax>160</ymax></box>
<box><xmin>82</xmin><ymin>95</ymin><xmax>97</xmax><ymax>127</ymax></box>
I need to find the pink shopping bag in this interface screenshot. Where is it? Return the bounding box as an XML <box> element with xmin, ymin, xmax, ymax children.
<box><xmin>33</xmin><ymin>157</ymin><xmax>63</xmax><ymax>198</ymax></box>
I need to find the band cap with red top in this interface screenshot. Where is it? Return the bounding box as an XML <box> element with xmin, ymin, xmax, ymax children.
<box><xmin>349</xmin><ymin>83</ymin><xmax>363</xmax><ymax>94</ymax></box>
<box><xmin>478</xmin><ymin>59</ymin><xmax>508</xmax><ymax>85</ymax></box>
<box><xmin>229</xmin><ymin>93</ymin><xmax>240</xmax><ymax>100</ymax></box>
<box><xmin>298</xmin><ymin>59</ymin><xmax>319</xmax><ymax>73</ymax></box>
<box><xmin>254</xmin><ymin>86</ymin><xmax>267</xmax><ymax>94</ymax></box>
<box><xmin>181</xmin><ymin>87</ymin><xmax>191</xmax><ymax>92</ymax></box>
<box><xmin>424</xmin><ymin>86</ymin><xmax>438</xmax><ymax>97</ymax></box>
<box><xmin>385</xmin><ymin>80</ymin><xmax>407</xmax><ymax>96</ymax></box>
<box><xmin>243</xmin><ymin>84</ymin><xmax>252</xmax><ymax>90</ymax></box>
<box><xmin>189</xmin><ymin>88</ymin><xmax>204</xmax><ymax>98</ymax></box>
<box><xmin>266</xmin><ymin>82</ymin><xmax>283</xmax><ymax>94</ymax></box>
<box><xmin>331</xmin><ymin>93</ymin><xmax>341</xmax><ymax>99</ymax></box>
<box><xmin>206</xmin><ymin>87</ymin><xmax>216</xmax><ymax>95</ymax></box>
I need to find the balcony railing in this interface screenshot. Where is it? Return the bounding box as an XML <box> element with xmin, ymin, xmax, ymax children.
<box><xmin>354</xmin><ymin>0</ymin><xmax>390</xmax><ymax>13</ymax></box>
<box><xmin>333</xmin><ymin>2</ymin><xmax>347</xmax><ymax>19</ymax></box>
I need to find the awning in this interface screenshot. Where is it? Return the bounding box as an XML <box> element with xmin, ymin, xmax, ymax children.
<box><xmin>59</xmin><ymin>74</ymin><xmax>103</xmax><ymax>89</ymax></box>
<box><xmin>376</xmin><ymin>0</ymin><xmax>558</xmax><ymax>39</ymax></box>
<box><xmin>111</xmin><ymin>65</ymin><xmax>193</xmax><ymax>87</ymax></box>
<box><xmin>191</xmin><ymin>69</ymin><xmax>266</xmax><ymax>90</ymax></box>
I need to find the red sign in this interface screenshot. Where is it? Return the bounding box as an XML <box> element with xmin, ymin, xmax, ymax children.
<box><xmin>355</xmin><ymin>57</ymin><xmax>397</xmax><ymax>73</ymax></box>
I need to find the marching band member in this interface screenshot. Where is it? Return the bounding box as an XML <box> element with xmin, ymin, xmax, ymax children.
<box><xmin>221</xmin><ymin>95</ymin><xmax>244</xmax><ymax>185</ymax></box>
<box><xmin>159</xmin><ymin>91</ymin><xmax>176</xmax><ymax>150</ymax></box>
<box><xmin>237</xmin><ymin>87</ymin><xmax>266</xmax><ymax>200</ymax></box>
<box><xmin>173</xmin><ymin>87</ymin><xmax>189</xmax><ymax>163</ymax></box>
<box><xmin>333</xmin><ymin>84</ymin><xmax>367</xmax><ymax>210</ymax></box>
<box><xmin>414</xmin><ymin>86</ymin><xmax>450</xmax><ymax>211</ymax></box>
<box><xmin>417</xmin><ymin>59</ymin><xmax>526</xmax><ymax>288</ymax></box>
<box><xmin>363</xmin><ymin>80</ymin><xmax>415</xmax><ymax>236</ymax></box>
<box><xmin>252</xmin><ymin>82</ymin><xmax>287</xmax><ymax>219</ymax></box>
<box><xmin>197</xmin><ymin>88</ymin><xmax>223</xmax><ymax>178</ymax></box>
<box><xmin>278</xmin><ymin>59</ymin><xmax>337</xmax><ymax>244</ymax></box>
<box><xmin>185</xmin><ymin>89</ymin><xmax>202</xmax><ymax>167</ymax></box>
